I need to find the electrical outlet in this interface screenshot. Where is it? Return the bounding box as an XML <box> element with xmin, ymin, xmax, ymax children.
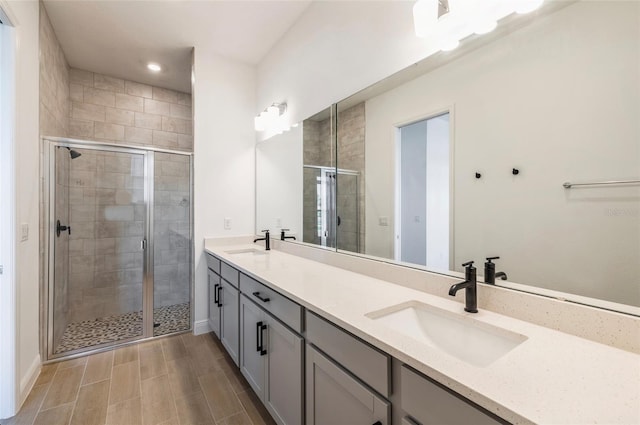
<box><xmin>379</xmin><ymin>216</ymin><xmax>388</xmax><ymax>226</ymax></box>
<box><xmin>21</xmin><ymin>223</ymin><xmax>29</xmax><ymax>241</ymax></box>
<box><xmin>224</xmin><ymin>217</ymin><xmax>232</xmax><ymax>230</ymax></box>
<box><xmin>276</xmin><ymin>217</ymin><xmax>282</xmax><ymax>228</ymax></box>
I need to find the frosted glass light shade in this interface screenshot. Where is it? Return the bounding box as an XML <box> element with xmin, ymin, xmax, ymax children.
<box><xmin>441</xmin><ymin>38</ymin><xmax>460</xmax><ymax>51</ymax></box>
<box><xmin>254</xmin><ymin>116</ymin><xmax>265</xmax><ymax>131</ymax></box>
<box><xmin>266</xmin><ymin>106</ymin><xmax>279</xmax><ymax>120</ymax></box>
<box><xmin>515</xmin><ymin>0</ymin><xmax>544</xmax><ymax>14</ymax></box>
<box><xmin>413</xmin><ymin>0</ymin><xmax>439</xmax><ymax>37</ymax></box>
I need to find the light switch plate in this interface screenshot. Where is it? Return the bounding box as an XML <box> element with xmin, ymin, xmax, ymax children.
<box><xmin>379</xmin><ymin>216</ymin><xmax>388</xmax><ymax>226</ymax></box>
<box><xmin>21</xmin><ymin>223</ymin><xmax>29</xmax><ymax>241</ymax></box>
<box><xmin>224</xmin><ymin>217</ymin><xmax>232</xmax><ymax>230</ymax></box>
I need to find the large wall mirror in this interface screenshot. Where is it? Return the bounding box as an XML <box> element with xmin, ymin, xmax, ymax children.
<box><xmin>256</xmin><ymin>107</ymin><xmax>341</xmax><ymax>249</ymax></box>
<box><xmin>335</xmin><ymin>0</ymin><xmax>639</xmax><ymax>312</ymax></box>
<box><xmin>256</xmin><ymin>0</ymin><xmax>639</xmax><ymax>315</ymax></box>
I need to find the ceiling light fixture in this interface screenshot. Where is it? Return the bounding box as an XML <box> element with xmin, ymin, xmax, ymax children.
<box><xmin>147</xmin><ymin>62</ymin><xmax>162</xmax><ymax>72</ymax></box>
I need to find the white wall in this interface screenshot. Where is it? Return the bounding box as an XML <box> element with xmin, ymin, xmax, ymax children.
<box><xmin>363</xmin><ymin>1</ymin><xmax>639</xmax><ymax>305</ymax></box>
<box><xmin>193</xmin><ymin>50</ymin><xmax>256</xmax><ymax>331</ymax></box>
<box><xmin>0</xmin><ymin>0</ymin><xmax>41</xmax><ymax>416</ymax></box>
<box><xmin>256</xmin><ymin>1</ymin><xmax>441</xmax><ymax>128</ymax></box>
<box><xmin>256</xmin><ymin>126</ymin><xmax>303</xmax><ymax>237</ymax></box>
<box><xmin>425</xmin><ymin>115</ymin><xmax>449</xmax><ymax>270</ymax></box>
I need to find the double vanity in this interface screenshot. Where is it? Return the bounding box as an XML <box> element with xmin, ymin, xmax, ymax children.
<box><xmin>205</xmin><ymin>239</ymin><xmax>639</xmax><ymax>425</ymax></box>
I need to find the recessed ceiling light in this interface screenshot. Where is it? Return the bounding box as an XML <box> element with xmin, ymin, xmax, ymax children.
<box><xmin>147</xmin><ymin>63</ymin><xmax>161</xmax><ymax>72</ymax></box>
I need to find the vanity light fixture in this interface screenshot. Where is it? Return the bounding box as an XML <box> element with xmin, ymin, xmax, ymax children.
<box><xmin>147</xmin><ymin>62</ymin><xmax>162</xmax><ymax>72</ymax></box>
<box><xmin>413</xmin><ymin>0</ymin><xmax>450</xmax><ymax>37</ymax></box>
<box><xmin>413</xmin><ymin>0</ymin><xmax>545</xmax><ymax>52</ymax></box>
<box><xmin>254</xmin><ymin>102</ymin><xmax>289</xmax><ymax>133</ymax></box>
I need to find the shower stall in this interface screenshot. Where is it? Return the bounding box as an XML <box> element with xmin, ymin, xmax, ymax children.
<box><xmin>43</xmin><ymin>138</ymin><xmax>193</xmax><ymax>359</ymax></box>
<box><xmin>302</xmin><ymin>165</ymin><xmax>359</xmax><ymax>252</ymax></box>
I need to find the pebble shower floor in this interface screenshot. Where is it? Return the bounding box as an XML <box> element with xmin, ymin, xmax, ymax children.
<box><xmin>54</xmin><ymin>303</ymin><xmax>190</xmax><ymax>354</ymax></box>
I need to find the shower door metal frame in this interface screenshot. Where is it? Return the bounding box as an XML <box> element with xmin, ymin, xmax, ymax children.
<box><xmin>42</xmin><ymin>137</ymin><xmax>194</xmax><ymax>362</ymax></box>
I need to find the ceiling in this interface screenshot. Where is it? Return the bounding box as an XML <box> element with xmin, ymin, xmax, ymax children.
<box><xmin>43</xmin><ymin>0</ymin><xmax>313</xmax><ymax>93</ymax></box>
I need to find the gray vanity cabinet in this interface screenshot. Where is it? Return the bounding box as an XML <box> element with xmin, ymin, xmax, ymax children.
<box><xmin>239</xmin><ymin>294</ymin><xmax>304</xmax><ymax>425</ymax></box>
<box><xmin>207</xmin><ymin>269</ymin><xmax>221</xmax><ymax>339</ymax></box>
<box><xmin>220</xmin><ymin>277</ymin><xmax>240</xmax><ymax>366</ymax></box>
<box><xmin>306</xmin><ymin>345</ymin><xmax>390</xmax><ymax>425</ymax></box>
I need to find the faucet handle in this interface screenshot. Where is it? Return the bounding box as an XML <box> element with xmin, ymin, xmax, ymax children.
<box><xmin>485</xmin><ymin>256</ymin><xmax>500</xmax><ymax>263</ymax></box>
<box><xmin>281</xmin><ymin>228</ymin><xmax>290</xmax><ymax>232</ymax></box>
<box><xmin>461</xmin><ymin>261</ymin><xmax>475</xmax><ymax>268</ymax></box>
<box><xmin>261</xmin><ymin>229</ymin><xmax>270</xmax><ymax>233</ymax></box>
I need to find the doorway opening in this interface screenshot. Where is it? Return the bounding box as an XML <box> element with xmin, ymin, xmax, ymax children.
<box><xmin>395</xmin><ymin>113</ymin><xmax>450</xmax><ymax>269</ymax></box>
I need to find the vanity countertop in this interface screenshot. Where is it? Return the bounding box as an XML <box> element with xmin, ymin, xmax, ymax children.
<box><xmin>204</xmin><ymin>241</ymin><xmax>640</xmax><ymax>425</ymax></box>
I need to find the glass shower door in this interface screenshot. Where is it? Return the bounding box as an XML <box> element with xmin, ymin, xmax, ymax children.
<box><xmin>153</xmin><ymin>152</ymin><xmax>191</xmax><ymax>336</ymax></box>
<box><xmin>51</xmin><ymin>146</ymin><xmax>148</xmax><ymax>355</ymax></box>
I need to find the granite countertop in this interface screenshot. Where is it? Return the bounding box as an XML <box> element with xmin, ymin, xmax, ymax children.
<box><xmin>205</xmin><ymin>241</ymin><xmax>640</xmax><ymax>425</ymax></box>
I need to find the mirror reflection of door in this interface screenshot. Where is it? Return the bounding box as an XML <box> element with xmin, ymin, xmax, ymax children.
<box><xmin>395</xmin><ymin>113</ymin><xmax>450</xmax><ymax>269</ymax></box>
<box><xmin>303</xmin><ymin>166</ymin><xmax>337</xmax><ymax>248</ymax></box>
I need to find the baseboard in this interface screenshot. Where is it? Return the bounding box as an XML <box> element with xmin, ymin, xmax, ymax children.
<box><xmin>193</xmin><ymin>320</ymin><xmax>211</xmax><ymax>335</ymax></box>
<box><xmin>18</xmin><ymin>354</ymin><xmax>40</xmax><ymax>409</ymax></box>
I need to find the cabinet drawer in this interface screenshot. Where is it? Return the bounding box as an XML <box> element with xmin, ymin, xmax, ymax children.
<box><xmin>206</xmin><ymin>253</ymin><xmax>221</xmax><ymax>275</ymax></box>
<box><xmin>400</xmin><ymin>365</ymin><xmax>506</xmax><ymax>425</ymax></box>
<box><xmin>221</xmin><ymin>261</ymin><xmax>239</xmax><ymax>288</ymax></box>
<box><xmin>305</xmin><ymin>311</ymin><xmax>390</xmax><ymax>398</ymax></box>
<box><xmin>240</xmin><ymin>273</ymin><xmax>303</xmax><ymax>333</ymax></box>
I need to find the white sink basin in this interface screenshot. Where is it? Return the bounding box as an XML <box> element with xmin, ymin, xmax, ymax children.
<box><xmin>224</xmin><ymin>248</ymin><xmax>268</xmax><ymax>256</ymax></box>
<box><xmin>366</xmin><ymin>301</ymin><xmax>527</xmax><ymax>367</ymax></box>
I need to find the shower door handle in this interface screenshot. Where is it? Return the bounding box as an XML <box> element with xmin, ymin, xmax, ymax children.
<box><xmin>56</xmin><ymin>220</ymin><xmax>71</xmax><ymax>237</ymax></box>
<box><xmin>141</xmin><ymin>239</ymin><xmax>147</xmax><ymax>250</ymax></box>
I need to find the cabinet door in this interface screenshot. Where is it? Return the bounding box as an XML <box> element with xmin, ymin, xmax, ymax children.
<box><xmin>240</xmin><ymin>295</ymin><xmax>266</xmax><ymax>399</ymax></box>
<box><xmin>400</xmin><ymin>365</ymin><xmax>505</xmax><ymax>425</ymax></box>
<box><xmin>208</xmin><ymin>270</ymin><xmax>221</xmax><ymax>338</ymax></box>
<box><xmin>220</xmin><ymin>279</ymin><xmax>240</xmax><ymax>366</ymax></box>
<box><xmin>265</xmin><ymin>317</ymin><xmax>303</xmax><ymax>425</ymax></box>
<box><xmin>306</xmin><ymin>345</ymin><xmax>389</xmax><ymax>425</ymax></box>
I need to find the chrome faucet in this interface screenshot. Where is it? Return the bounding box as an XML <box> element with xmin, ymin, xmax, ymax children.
<box><xmin>253</xmin><ymin>229</ymin><xmax>270</xmax><ymax>250</ymax></box>
<box><xmin>448</xmin><ymin>261</ymin><xmax>478</xmax><ymax>313</ymax></box>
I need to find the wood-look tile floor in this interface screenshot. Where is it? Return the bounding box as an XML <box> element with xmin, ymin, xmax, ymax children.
<box><xmin>1</xmin><ymin>333</ymin><xmax>276</xmax><ymax>425</ymax></box>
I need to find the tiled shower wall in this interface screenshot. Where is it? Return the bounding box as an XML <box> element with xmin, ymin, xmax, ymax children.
<box><xmin>336</xmin><ymin>103</ymin><xmax>366</xmax><ymax>253</ymax></box>
<box><xmin>40</xmin><ymin>3</ymin><xmax>70</xmax><ymax>346</ymax></box>
<box><xmin>40</xmin><ymin>2</ymin><xmax>69</xmax><ymax>137</ymax></box>
<box><xmin>302</xmin><ymin>104</ymin><xmax>366</xmax><ymax>251</ymax></box>
<box><xmin>68</xmin><ymin>69</ymin><xmax>193</xmax><ymax>152</ymax></box>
